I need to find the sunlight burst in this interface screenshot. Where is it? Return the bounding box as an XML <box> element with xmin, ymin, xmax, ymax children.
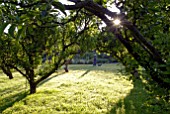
<box><xmin>113</xmin><ymin>19</ymin><xmax>121</xmax><ymax>25</ymax></box>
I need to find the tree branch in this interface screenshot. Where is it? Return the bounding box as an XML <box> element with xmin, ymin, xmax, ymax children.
<box><xmin>64</xmin><ymin>0</ymin><xmax>124</xmax><ymax>19</ymax></box>
<box><xmin>63</xmin><ymin>2</ymin><xmax>88</xmax><ymax>10</ymax></box>
<box><xmin>63</xmin><ymin>0</ymin><xmax>165</xmax><ymax>65</ymax></box>
<box><xmin>8</xmin><ymin>64</ymin><xmax>29</xmax><ymax>80</ymax></box>
<box><xmin>122</xmin><ymin>21</ymin><xmax>165</xmax><ymax>64</ymax></box>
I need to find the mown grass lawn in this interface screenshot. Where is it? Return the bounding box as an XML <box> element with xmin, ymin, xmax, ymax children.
<box><xmin>0</xmin><ymin>64</ymin><xmax>165</xmax><ymax>114</ymax></box>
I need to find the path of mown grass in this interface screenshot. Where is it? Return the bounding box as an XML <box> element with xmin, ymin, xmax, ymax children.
<box><xmin>0</xmin><ymin>64</ymin><xmax>153</xmax><ymax>114</ymax></box>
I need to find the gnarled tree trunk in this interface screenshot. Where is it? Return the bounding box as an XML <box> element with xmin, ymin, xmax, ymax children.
<box><xmin>1</xmin><ymin>65</ymin><xmax>13</xmax><ymax>79</ymax></box>
<box><xmin>29</xmin><ymin>81</ymin><xmax>36</xmax><ymax>94</ymax></box>
<box><xmin>27</xmin><ymin>68</ymin><xmax>37</xmax><ymax>94</ymax></box>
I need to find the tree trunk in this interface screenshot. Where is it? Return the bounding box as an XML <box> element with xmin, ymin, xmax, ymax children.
<box><xmin>27</xmin><ymin>68</ymin><xmax>36</xmax><ymax>94</ymax></box>
<box><xmin>114</xmin><ymin>33</ymin><xmax>170</xmax><ymax>89</ymax></box>
<box><xmin>64</xmin><ymin>60</ymin><xmax>69</xmax><ymax>72</ymax></box>
<box><xmin>64</xmin><ymin>59</ymin><xmax>71</xmax><ymax>72</ymax></box>
<box><xmin>29</xmin><ymin>81</ymin><xmax>36</xmax><ymax>94</ymax></box>
<box><xmin>1</xmin><ymin>65</ymin><xmax>13</xmax><ymax>79</ymax></box>
<box><xmin>124</xmin><ymin>23</ymin><xmax>165</xmax><ymax>65</ymax></box>
<box><xmin>93</xmin><ymin>51</ymin><xmax>97</xmax><ymax>66</ymax></box>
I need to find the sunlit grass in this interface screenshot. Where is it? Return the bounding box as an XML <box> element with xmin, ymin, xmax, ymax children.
<box><xmin>1</xmin><ymin>64</ymin><xmax>166</xmax><ymax>114</ymax></box>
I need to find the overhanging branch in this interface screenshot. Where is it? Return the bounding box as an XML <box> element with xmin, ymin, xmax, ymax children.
<box><xmin>64</xmin><ymin>0</ymin><xmax>124</xmax><ymax>19</ymax></box>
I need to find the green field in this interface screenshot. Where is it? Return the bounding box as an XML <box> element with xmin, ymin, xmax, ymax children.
<box><xmin>0</xmin><ymin>64</ymin><xmax>166</xmax><ymax>114</ymax></box>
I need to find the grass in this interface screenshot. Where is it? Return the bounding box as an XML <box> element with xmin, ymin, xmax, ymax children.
<box><xmin>0</xmin><ymin>64</ymin><xmax>169</xmax><ymax>114</ymax></box>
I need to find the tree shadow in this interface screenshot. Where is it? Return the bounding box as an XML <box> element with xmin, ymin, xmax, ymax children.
<box><xmin>0</xmin><ymin>91</ymin><xmax>28</xmax><ymax>113</ymax></box>
<box><xmin>68</xmin><ymin>64</ymin><xmax>94</xmax><ymax>71</ymax></box>
<box><xmin>79</xmin><ymin>69</ymin><xmax>91</xmax><ymax>78</ymax></box>
<box><xmin>108</xmin><ymin>79</ymin><xmax>150</xmax><ymax>114</ymax></box>
<box><xmin>69</xmin><ymin>63</ymin><xmax>123</xmax><ymax>73</ymax></box>
<box><xmin>0</xmin><ymin>84</ymin><xmax>24</xmax><ymax>97</ymax></box>
<box><xmin>37</xmin><ymin>71</ymin><xmax>66</xmax><ymax>87</ymax></box>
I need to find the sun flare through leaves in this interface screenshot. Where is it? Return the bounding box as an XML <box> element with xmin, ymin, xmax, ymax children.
<box><xmin>113</xmin><ymin>19</ymin><xmax>121</xmax><ymax>25</ymax></box>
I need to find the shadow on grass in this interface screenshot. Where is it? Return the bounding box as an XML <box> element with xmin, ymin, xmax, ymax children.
<box><xmin>0</xmin><ymin>84</ymin><xmax>24</xmax><ymax>97</ymax></box>
<box><xmin>69</xmin><ymin>64</ymin><xmax>94</xmax><ymax>71</ymax></box>
<box><xmin>37</xmin><ymin>71</ymin><xmax>66</xmax><ymax>87</ymax></box>
<box><xmin>108</xmin><ymin>79</ymin><xmax>150</xmax><ymax>114</ymax></box>
<box><xmin>69</xmin><ymin>63</ymin><xmax>123</xmax><ymax>73</ymax></box>
<box><xmin>79</xmin><ymin>69</ymin><xmax>91</xmax><ymax>78</ymax></box>
<box><xmin>0</xmin><ymin>91</ymin><xmax>28</xmax><ymax>113</ymax></box>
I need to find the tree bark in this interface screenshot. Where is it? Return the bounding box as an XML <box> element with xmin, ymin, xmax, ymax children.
<box><xmin>1</xmin><ymin>65</ymin><xmax>13</xmax><ymax>79</ymax></box>
<box><xmin>123</xmin><ymin>22</ymin><xmax>165</xmax><ymax>65</ymax></box>
<box><xmin>27</xmin><ymin>68</ymin><xmax>37</xmax><ymax>94</ymax></box>
<box><xmin>29</xmin><ymin>81</ymin><xmax>36</xmax><ymax>94</ymax></box>
<box><xmin>64</xmin><ymin>60</ymin><xmax>70</xmax><ymax>72</ymax></box>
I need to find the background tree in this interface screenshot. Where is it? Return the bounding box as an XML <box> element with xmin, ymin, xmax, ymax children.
<box><xmin>64</xmin><ymin>0</ymin><xmax>169</xmax><ymax>88</ymax></box>
<box><xmin>93</xmin><ymin>0</ymin><xmax>170</xmax><ymax>101</ymax></box>
<box><xmin>116</xmin><ymin>0</ymin><xmax>170</xmax><ymax>100</ymax></box>
<box><xmin>0</xmin><ymin>0</ymin><xmax>98</xmax><ymax>94</ymax></box>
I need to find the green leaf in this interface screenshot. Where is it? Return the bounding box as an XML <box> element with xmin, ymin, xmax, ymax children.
<box><xmin>17</xmin><ymin>28</ymin><xmax>23</xmax><ymax>39</ymax></box>
<box><xmin>28</xmin><ymin>27</ymin><xmax>34</xmax><ymax>35</ymax></box>
<box><xmin>159</xmin><ymin>63</ymin><xmax>170</xmax><ymax>68</ymax></box>
<box><xmin>103</xmin><ymin>0</ymin><xmax>107</xmax><ymax>3</ymax></box>
<box><xmin>17</xmin><ymin>26</ymin><xmax>26</xmax><ymax>39</ymax></box>
<box><xmin>52</xmin><ymin>1</ymin><xmax>66</xmax><ymax>15</ymax></box>
<box><xmin>0</xmin><ymin>23</ymin><xmax>9</xmax><ymax>37</ymax></box>
<box><xmin>159</xmin><ymin>64</ymin><xmax>167</xmax><ymax>68</ymax></box>
<box><xmin>162</xmin><ymin>71</ymin><xmax>170</xmax><ymax>75</ymax></box>
<box><xmin>37</xmin><ymin>20</ymin><xmax>42</xmax><ymax>26</ymax></box>
<box><xmin>8</xmin><ymin>24</ymin><xmax>16</xmax><ymax>37</ymax></box>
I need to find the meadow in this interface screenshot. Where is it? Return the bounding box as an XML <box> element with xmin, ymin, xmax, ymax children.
<box><xmin>0</xmin><ymin>64</ymin><xmax>167</xmax><ymax>114</ymax></box>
